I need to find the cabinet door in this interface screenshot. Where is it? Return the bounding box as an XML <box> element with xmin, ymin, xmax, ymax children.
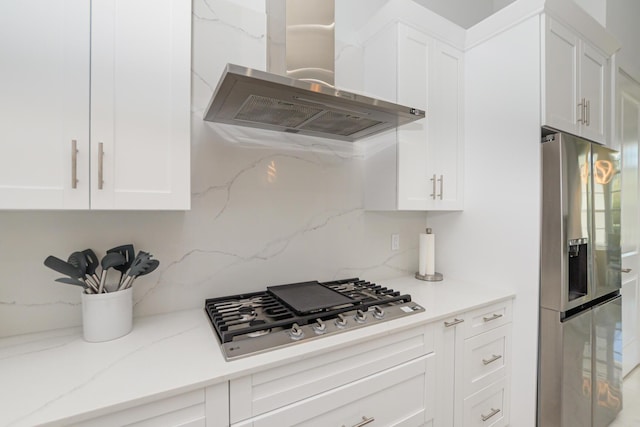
<box><xmin>580</xmin><ymin>43</ymin><xmax>608</xmax><ymax>144</ymax></box>
<box><xmin>543</xmin><ymin>17</ymin><xmax>580</xmax><ymax>136</ymax></box>
<box><xmin>0</xmin><ymin>0</ymin><xmax>90</xmax><ymax>209</ymax></box>
<box><xmin>430</xmin><ymin>42</ymin><xmax>464</xmax><ymax>210</ymax></box>
<box><xmin>232</xmin><ymin>355</ymin><xmax>435</xmax><ymax>427</ymax></box>
<box><xmin>397</xmin><ymin>24</ymin><xmax>432</xmax><ymax>210</ymax></box>
<box><xmin>90</xmin><ymin>0</ymin><xmax>191</xmax><ymax>210</ymax></box>
<box><xmin>71</xmin><ymin>389</ymin><xmax>205</xmax><ymax>427</ymax></box>
<box><xmin>434</xmin><ymin>315</ymin><xmax>466</xmax><ymax>427</ymax></box>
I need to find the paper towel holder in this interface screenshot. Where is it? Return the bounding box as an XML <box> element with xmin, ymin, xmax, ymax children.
<box><xmin>415</xmin><ymin>271</ymin><xmax>443</xmax><ymax>281</ymax></box>
<box><xmin>415</xmin><ymin>227</ymin><xmax>443</xmax><ymax>281</ymax></box>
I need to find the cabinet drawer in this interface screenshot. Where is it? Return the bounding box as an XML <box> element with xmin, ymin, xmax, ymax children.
<box><xmin>71</xmin><ymin>389</ymin><xmax>205</xmax><ymax>427</ymax></box>
<box><xmin>463</xmin><ymin>300</ymin><xmax>512</xmax><ymax>338</ymax></box>
<box><xmin>463</xmin><ymin>324</ymin><xmax>510</xmax><ymax>397</ymax></box>
<box><xmin>232</xmin><ymin>354</ymin><xmax>435</xmax><ymax>427</ymax></box>
<box><xmin>463</xmin><ymin>377</ymin><xmax>510</xmax><ymax>427</ymax></box>
<box><xmin>230</xmin><ymin>323</ymin><xmax>434</xmax><ymax>423</ymax></box>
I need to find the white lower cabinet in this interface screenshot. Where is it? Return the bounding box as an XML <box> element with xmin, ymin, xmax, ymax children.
<box><xmin>230</xmin><ymin>324</ymin><xmax>435</xmax><ymax>426</ymax></box>
<box><xmin>435</xmin><ymin>299</ymin><xmax>513</xmax><ymax>427</ymax></box>
<box><xmin>232</xmin><ymin>355</ymin><xmax>435</xmax><ymax>427</ymax></box>
<box><xmin>462</xmin><ymin>378</ymin><xmax>510</xmax><ymax>427</ymax></box>
<box><xmin>71</xmin><ymin>389</ymin><xmax>206</xmax><ymax>427</ymax></box>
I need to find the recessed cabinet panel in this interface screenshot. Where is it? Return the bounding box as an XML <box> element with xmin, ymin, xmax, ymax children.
<box><xmin>432</xmin><ymin>43</ymin><xmax>464</xmax><ymax>209</ymax></box>
<box><xmin>232</xmin><ymin>355</ymin><xmax>435</xmax><ymax>427</ymax></box>
<box><xmin>91</xmin><ymin>0</ymin><xmax>191</xmax><ymax>210</ymax></box>
<box><xmin>463</xmin><ymin>325</ymin><xmax>510</xmax><ymax>397</ymax></box>
<box><xmin>0</xmin><ymin>0</ymin><xmax>190</xmax><ymax>210</ymax></box>
<box><xmin>580</xmin><ymin>43</ymin><xmax>607</xmax><ymax>143</ymax></box>
<box><xmin>543</xmin><ymin>18</ymin><xmax>579</xmax><ymax>135</ymax></box>
<box><xmin>397</xmin><ymin>25</ymin><xmax>432</xmax><ymax>210</ymax></box>
<box><xmin>230</xmin><ymin>324</ymin><xmax>434</xmax><ymax>422</ymax></box>
<box><xmin>542</xmin><ymin>15</ymin><xmax>611</xmax><ymax>145</ymax></box>
<box><xmin>364</xmin><ymin>21</ymin><xmax>464</xmax><ymax>211</ymax></box>
<box><xmin>462</xmin><ymin>377</ymin><xmax>510</xmax><ymax>427</ymax></box>
<box><xmin>0</xmin><ymin>0</ymin><xmax>90</xmax><ymax>209</ymax></box>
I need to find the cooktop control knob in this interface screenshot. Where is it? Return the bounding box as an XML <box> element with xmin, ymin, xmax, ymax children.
<box><xmin>355</xmin><ymin>309</ymin><xmax>367</xmax><ymax>323</ymax></box>
<box><xmin>289</xmin><ymin>323</ymin><xmax>304</xmax><ymax>340</ymax></box>
<box><xmin>335</xmin><ymin>313</ymin><xmax>347</xmax><ymax>328</ymax></box>
<box><xmin>313</xmin><ymin>318</ymin><xmax>327</xmax><ymax>334</ymax></box>
<box><xmin>372</xmin><ymin>305</ymin><xmax>385</xmax><ymax>319</ymax></box>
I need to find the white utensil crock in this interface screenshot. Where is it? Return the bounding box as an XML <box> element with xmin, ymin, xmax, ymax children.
<box><xmin>81</xmin><ymin>287</ymin><xmax>133</xmax><ymax>342</ymax></box>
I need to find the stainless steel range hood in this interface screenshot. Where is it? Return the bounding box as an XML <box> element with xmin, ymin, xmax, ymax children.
<box><xmin>202</xmin><ymin>0</ymin><xmax>425</xmax><ymax>142</ymax></box>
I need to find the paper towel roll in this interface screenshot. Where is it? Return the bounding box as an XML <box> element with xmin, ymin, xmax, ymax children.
<box><xmin>425</xmin><ymin>229</ymin><xmax>435</xmax><ymax>276</ymax></box>
<box><xmin>418</xmin><ymin>233</ymin><xmax>428</xmax><ymax>276</ymax></box>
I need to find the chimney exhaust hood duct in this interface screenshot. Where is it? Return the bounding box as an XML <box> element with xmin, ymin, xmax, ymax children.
<box><xmin>202</xmin><ymin>0</ymin><xmax>425</xmax><ymax>142</ymax></box>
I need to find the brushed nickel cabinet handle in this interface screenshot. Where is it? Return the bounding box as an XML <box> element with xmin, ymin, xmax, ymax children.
<box><xmin>483</xmin><ymin>313</ymin><xmax>503</xmax><ymax>322</ymax></box>
<box><xmin>577</xmin><ymin>98</ymin><xmax>585</xmax><ymax>124</ymax></box>
<box><xmin>343</xmin><ymin>416</ymin><xmax>375</xmax><ymax>427</ymax></box>
<box><xmin>71</xmin><ymin>139</ymin><xmax>78</xmax><ymax>189</ymax></box>
<box><xmin>437</xmin><ymin>174</ymin><xmax>444</xmax><ymax>200</ymax></box>
<box><xmin>481</xmin><ymin>408</ymin><xmax>501</xmax><ymax>422</ymax></box>
<box><xmin>430</xmin><ymin>174</ymin><xmax>437</xmax><ymax>199</ymax></box>
<box><xmin>98</xmin><ymin>142</ymin><xmax>104</xmax><ymax>190</ymax></box>
<box><xmin>586</xmin><ymin>99</ymin><xmax>590</xmax><ymax>126</ymax></box>
<box><xmin>482</xmin><ymin>354</ymin><xmax>503</xmax><ymax>365</ymax></box>
<box><xmin>444</xmin><ymin>318</ymin><xmax>464</xmax><ymax>327</ymax></box>
<box><xmin>622</xmin><ymin>268</ymin><xmax>632</xmax><ymax>273</ymax></box>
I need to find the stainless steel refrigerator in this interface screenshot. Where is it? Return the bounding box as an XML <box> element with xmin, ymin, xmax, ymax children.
<box><xmin>538</xmin><ymin>131</ymin><xmax>623</xmax><ymax>427</ymax></box>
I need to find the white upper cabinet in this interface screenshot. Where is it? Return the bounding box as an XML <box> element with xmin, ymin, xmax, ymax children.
<box><xmin>363</xmin><ymin>22</ymin><xmax>464</xmax><ymax>211</ymax></box>
<box><xmin>542</xmin><ymin>16</ymin><xmax>609</xmax><ymax>144</ymax></box>
<box><xmin>90</xmin><ymin>0</ymin><xmax>191</xmax><ymax>210</ymax></box>
<box><xmin>0</xmin><ymin>0</ymin><xmax>91</xmax><ymax>209</ymax></box>
<box><xmin>0</xmin><ymin>0</ymin><xmax>191</xmax><ymax>210</ymax></box>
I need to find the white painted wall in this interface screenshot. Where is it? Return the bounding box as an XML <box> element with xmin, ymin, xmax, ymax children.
<box><xmin>0</xmin><ymin>0</ymin><xmax>428</xmax><ymax>337</ymax></box>
<box><xmin>428</xmin><ymin>15</ymin><xmax>542</xmax><ymax>426</ymax></box>
<box><xmin>607</xmin><ymin>0</ymin><xmax>640</xmax><ymax>81</ymax></box>
<box><xmin>574</xmin><ymin>0</ymin><xmax>607</xmax><ymax>26</ymax></box>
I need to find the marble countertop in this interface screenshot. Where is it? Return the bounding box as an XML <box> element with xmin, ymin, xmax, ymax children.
<box><xmin>0</xmin><ymin>276</ymin><xmax>515</xmax><ymax>426</ymax></box>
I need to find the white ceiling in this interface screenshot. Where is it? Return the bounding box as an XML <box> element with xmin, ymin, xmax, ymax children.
<box><xmin>411</xmin><ymin>0</ymin><xmax>516</xmax><ymax>28</ymax></box>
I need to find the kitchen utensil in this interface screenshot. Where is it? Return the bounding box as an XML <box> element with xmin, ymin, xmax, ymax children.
<box><xmin>121</xmin><ymin>258</ymin><xmax>159</xmax><ymax>290</ymax></box>
<box><xmin>106</xmin><ymin>244</ymin><xmax>135</xmax><ymax>285</ymax></box>
<box><xmin>44</xmin><ymin>256</ymin><xmax>92</xmax><ymax>288</ymax></box>
<box><xmin>67</xmin><ymin>251</ymin><xmax>99</xmax><ymax>289</ymax></box>
<box><xmin>55</xmin><ymin>277</ymin><xmax>96</xmax><ymax>293</ymax></box>
<box><xmin>82</xmin><ymin>249</ymin><xmax>101</xmax><ymax>284</ymax></box>
<box><xmin>118</xmin><ymin>251</ymin><xmax>151</xmax><ymax>290</ymax></box>
<box><xmin>98</xmin><ymin>252</ymin><xmax>127</xmax><ymax>293</ymax></box>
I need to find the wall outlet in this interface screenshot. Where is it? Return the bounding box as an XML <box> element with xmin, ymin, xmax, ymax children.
<box><xmin>391</xmin><ymin>234</ymin><xmax>400</xmax><ymax>251</ymax></box>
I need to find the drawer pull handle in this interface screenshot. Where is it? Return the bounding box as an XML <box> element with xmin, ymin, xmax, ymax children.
<box><xmin>482</xmin><ymin>354</ymin><xmax>503</xmax><ymax>365</ymax></box>
<box><xmin>71</xmin><ymin>139</ymin><xmax>78</xmax><ymax>189</ymax></box>
<box><xmin>483</xmin><ymin>313</ymin><xmax>503</xmax><ymax>322</ymax></box>
<box><xmin>481</xmin><ymin>407</ymin><xmax>501</xmax><ymax>422</ymax></box>
<box><xmin>343</xmin><ymin>415</ymin><xmax>375</xmax><ymax>427</ymax></box>
<box><xmin>444</xmin><ymin>318</ymin><xmax>464</xmax><ymax>327</ymax></box>
<box><xmin>430</xmin><ymin>174</ymin><xmax>437</xmax><ymax>200</ymax></box>
<box><xmin>98</xmin><ymin>142</ymin><xmax>104</xmax><ymax>190</ymax></box>
<box><xmin>622</xmin><ymin>268</ymin><xmax>632</xmax><ymax>273</ymax></box>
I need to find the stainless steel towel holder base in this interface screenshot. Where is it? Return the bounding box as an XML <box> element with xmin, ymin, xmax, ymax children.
<box><xmin>415</xmin><ymin>272</ymin><xmax>443</xmax><ymax>282</ymax></box>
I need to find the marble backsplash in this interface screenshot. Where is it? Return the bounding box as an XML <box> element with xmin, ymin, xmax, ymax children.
<box><xmin>0</xmin><ymin>0</ymin><xmax>427</xmax><ymax>337</ymax></box>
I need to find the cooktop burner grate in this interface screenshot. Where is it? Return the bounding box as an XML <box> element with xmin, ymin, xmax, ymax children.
<box><xmin>205</xmin><ymin>278</ymin><xmax>412</xmax><ymax>342</ymax></box>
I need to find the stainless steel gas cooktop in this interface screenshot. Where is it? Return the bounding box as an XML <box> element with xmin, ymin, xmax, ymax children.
<box><xmin>204</xmin><ymin>278</ymin><xmax>424</xmax><ymax>360</ymax></box>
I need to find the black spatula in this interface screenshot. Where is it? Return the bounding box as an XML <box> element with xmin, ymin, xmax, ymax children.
<box><xmin>106</xmin><ymin>244</ymin><xmax>135</xmax><ymax>285</ymax></box>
